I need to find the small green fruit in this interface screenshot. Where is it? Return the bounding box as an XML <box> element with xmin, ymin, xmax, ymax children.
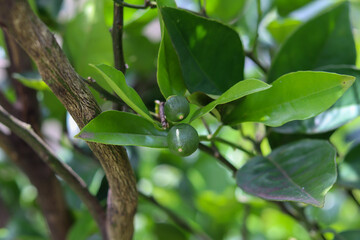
<box><xmin>164</xmin><ymin>95</ymin><xmax>190</xmax><ymax>122</ymax></box>
<box><xmin>167</xmin><ymin>124</ymin><xmax>199</xmax><ymax>156</ymax></box>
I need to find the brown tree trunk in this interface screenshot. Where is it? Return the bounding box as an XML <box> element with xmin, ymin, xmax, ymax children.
<box><xmin>0</xmin><ymin>1</ymin><xmax>138</xmax><ymax>239</ymax></box>
<box><xmin>0</xmin><ymin>34</ymin><xmax>73</xmax><ymax>239</ymax></box>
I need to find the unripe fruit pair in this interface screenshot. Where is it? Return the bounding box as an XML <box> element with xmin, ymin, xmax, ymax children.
<box><xmin>164</xmin><ymin>96</ymin><xmax>199</xmax><ymax>157</ymax></box>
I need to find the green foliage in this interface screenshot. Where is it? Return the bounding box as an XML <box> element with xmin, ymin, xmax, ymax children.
<box><xmin>160</xmin><ymin>6</ymin><xmax>245</xmax><ymax>94</ymax></box>
<box><xmin>236</xmin><ymin>139</ymin><xmax>337</xmax><ymax>207</ymax></box>
<box><xmin>222</xmin><ymin>71</ymin><xmax>354</xmax><ymax>126</ymax></box>
<box><xmin>3</xmin><ymin>0</ymin><xmax>360</xmax><ymax>239</ymax></box>
<box><xmin>76</xmin><ymin>111</ymin><xmax>168</xmax><ymax>147</ymax></box>
<box><xmin>268</xmin><ymin>2</ymin><xmax>356</xmax><ymax>82</ymax></box>
<box><xmin>91</xmin><ymin>64</ymin><xmax>156</xmax><ymax>124</ymax></box>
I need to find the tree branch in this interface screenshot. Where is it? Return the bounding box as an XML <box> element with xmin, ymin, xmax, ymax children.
<box><xmin>2</xmin><ymin>32</ymin><xmax>73</xmax><ymax>239</ymax></box>
<box><xmin>198</xmin><ymin>143</ymin><xmax>237</xmax><ymax>175</ymax></box>
<box><xmin>0</xmin><ymin>1</ymin><xmax>138</xmax><ymax>239</ymax></box>
<box><xmin>139</xmin><ymin>192</ymin><xmax>211</xmax><ymax>240</ymax></box>
<box><xmin>114</xmin><ymin>0</ymin><xmax>157</xmax><ymax>9</ymax></box>
<box><xmin>112</xmin><ymin>2</ymin><xmax>127</xmax><ymax>73</ymax></box>
<box><xmin>0</xmin><ymin>105</ymin><xmax>107</xmax><ymax>238</ymax></box>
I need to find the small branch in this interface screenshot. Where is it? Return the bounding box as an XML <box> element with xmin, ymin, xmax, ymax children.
<box><xmin>139</xmin><ymin>192</ymin><xmax>211</xmax><ymax>240</ymax></box>
<box><xmin>0</xmin><ymin>105</ymin><xmax>107</xmax><ymax>239</ymax></box>
<box><xmin>201</xmin><ymin>136</ymin><xmax>255</xmax><ymax>157</ymax></box>
<box><xmin>198</xmin><ymin>143</ymin><xmax>237</xmax><ymax>175</ymax></box>
<box><xmin>252</xmin><ymin>0</ymin><xmax>262</xmax><ymax>54</ymax></box>
<box><xmin>114</xmin><ymin>0</ymin><xmax>156</xmax><ymax>9</ymax></box>
<box><xmin>156</xmin><ymin>100</ymin><xmax>168</xmax><ymax>129</ymax></box>
<box><xmin>245</xmin><ymin>51</ymin><xmax>267</xmax><ymax>74</ymax></box>
<box><xmin>347</xmin><ymin>189</ymin><xmax>360</xmax><ymax>208</ymax></box>
<box><xmin>112</xmin><ymin>2</ymin><xmax>127</xmax><ymax>73</ymax></box>
<box><xmin>84</xmin><ymin>77</ymin><xmax>125</xmax><ymax>106</ymax></box>
<box><xmin>198</xmin><ymin>0</ymin><xmax>207</xmax><ymax>17</ymax></box>
<box><xmin>239</xmin><ymin>125</ymin><xmax>263</xmax><ymax>156</ymax></box>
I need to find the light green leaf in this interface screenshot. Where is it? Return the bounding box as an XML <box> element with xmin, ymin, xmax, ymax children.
<box><xmin>268</xmin><ymin>2</ymin><xmax>356</xmax><ymax>82</ymax></box>
<box><xmin>190</xmin><ymin>79</ymin><xmax>271</xmax><ymax>122</ymax></box>
<box><xmin>222</xmin><ymin>71</ymin><xmax>355</xmax><ymax>127</ymax></box>
<box><xmin>12</xmin><ymin>73</ymin><xmax>50</xmax><ymax>91</ymax></box>
<box><xmin>274</xmin><ymin>66</ymin><xmax>360</xmax><ymax>134</ymax></box>
<box><xmin>236</xmin><ymin>139</ymin><xmax>337</xmax><ymax>207</ymax></box>
<box><xmin>160</xmin><ymin>7</ymin><xmax>245</xmax><ymax>94</ymax></box>
<box><xmin>91</xmin><ymin>64</ymin><xmax>155</xmax><ymax>124</ymax></box>
<box><xmin>267</xmin><ymin>18</ymin><xmax>302</xmax><ymax>44</ymax></box>
<box><xmin>76</xmin><ymin>111</ymin><xmax>168</xmax><ymax>148</ymax></box>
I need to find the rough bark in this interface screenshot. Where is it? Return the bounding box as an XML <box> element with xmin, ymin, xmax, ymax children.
<box><xmin>0</xmin><ymin>0</ymin><xmax>138</xmax><ymax>238</ymax></box>
<box><xmin>1</xmin><ymin>33</ymin><xmax>73</xmax><ymax>239</ymax></box>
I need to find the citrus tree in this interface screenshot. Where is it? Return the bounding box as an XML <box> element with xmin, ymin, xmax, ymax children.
<box><xmin>0</xmin><ymin>0</ymin><xmax>360</xmax><ymax>239</ymax></box>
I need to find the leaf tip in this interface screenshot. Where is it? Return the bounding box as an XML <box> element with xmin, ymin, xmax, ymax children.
<box><xmin>74</xmin><ymin>131</ymin><xmax>94</xmax><ymax>140</ymax></box>
<box><xmin>341</xmin><ymin>75</ymin><xmax>356</xmax><ymax>89</ymax></box>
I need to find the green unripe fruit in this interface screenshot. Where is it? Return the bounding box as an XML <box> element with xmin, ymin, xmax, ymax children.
<box><xmin>167</xmin><ymin>124</ymin><xmax>199</xmax><ymax>156</ymax></box>
<box><xmin>164</xmin><ymin>95</ymin><xmax>190</xmax><ymax>122</ymax></box>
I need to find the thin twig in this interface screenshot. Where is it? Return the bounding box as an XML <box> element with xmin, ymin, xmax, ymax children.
<box><xmin>252</xmin><ymin>0</ymin><xmax>262</xmax><ymax>54</ymax></box>
<box><xmin>245</xmin><ymin>51</ymin><xmax>267</xmax><ymax>73</ymax></box>
<box><xmin>114</xmin><ymin>0</ymin><xmax>156</xmax><ymax>9</ymax></box>
<box><xmin>0</xmin><ymin>105</ymin><xmax>107</xmax><ymax>239</ymax></box>
<box><xmin>84</xmin><ymin>77</ymin><xmax>125</xmax><ymax>106</ymax></box>
<box><xmin>347</xmin><ymin>189</ymin><xmax>360</xmax><ymax>208</ymax></box>
<box><xmin>112</xmin><ymin>2</ymin><xmax>127</xmax><ymax>73</ymax></box>
<box><xmin>139</xmin><ymin>192</ymin><xmax>211</xmax><ymax>240</ymax></box>
<box><xmin>158</xmin><ymin>101</ymin><xmax>168</xmax><ymax>129</ymax></box>
<box><xmin>198</xmin><ymin>0</ymin><xmax>207</xmax><ymax>17</ymax></box>
<box><xmin>202</xmin><ymin>136</ymin><xmax>255</xmax><ymax>157</ymax></box>
<box><xmin>198</xmin><ymin>143</ymin><xmax>237</xmax><ymax>175</ymax></box>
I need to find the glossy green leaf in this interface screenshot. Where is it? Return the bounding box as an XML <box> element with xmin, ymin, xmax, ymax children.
<box><xmin>161</xmin><ymin>7</ymin><xmax>245</xmax><ymax>95</ymax></box>
<box><xmin>268</xmin><ymin>2</ymin><xmax>356</xmax><ymax>82</ymax></box>
<box><xmin>156</xmin><ymin>0</ymin><xmax>186</xmax><ymax>98</ymax></box>
<box><xmin>334</xmin><ymin>230</ymin><xmax>360</xmax><ymax>240</ymax></box>
<box><xmin>274</xmin><ymin>66</ymin><xmax>360</xmax><ymax>134</ymax></box>
<box><xmin>222</xmin><ymin>71</ymin><xmax>355</xmax><ymax>127</ymax></box>
<box><xmin>275</xmin><ymin>0</ymin><xmax>314</xmax><ymax>16</ymax></box>
<box><xmin>12</xmin><ymin>73</ymin><xmax>50</xmax><ymax>91</ymax></box>
<box><xmin>190</xmin><ymin>79</ymin><xmax>271</xmax><ymax>122</ymax></box>
<box><xmin>157</xmin><ymin>29</ymin><xmax>187</xmax><ymax>98</ymax></box>
<box><xmin>76</xmin><ymin>111</ymin><xmax>168</xmax><ymax>148</ymax></box>
<box><xmin>91</xmin><ymin>64</ymin><xmax>155</xmax><ymax>124</ymax></box>
<box><xmin>236</xmin><ymin>139</ymin><xmax>337</xmax><ymax>207</ymax></box>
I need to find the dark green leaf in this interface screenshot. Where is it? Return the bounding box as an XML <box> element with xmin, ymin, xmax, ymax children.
<box><xmin>268</xmin><ymin>2</ymin><xmax>356</xmax><ymax>82</ymax></box>
<box><xmin>222</xmin><ymin>71</ymin><xmax>355</xmax><ymax>127</ymax></box>
<box><xmin>76</xmin><ymin>111</ymin><xmax>168</xmax><ymax>148</ymax></box>
<box><xmin>157</xmin><ymin>29</ymin><xmax>187</xmax><ymax>98</ymax></box>
<box><xmin>91</xmin><ymin>64</ymin><xmax>156</xmax><ymax>124</ymax></box>
<box><xmin>275</xmin><ymin>0</ymin><xmax>314</xmax><ymax>16</ymax></box>
<box><xmin>334</xmin><ymin>230</ymin><xmax>360</xmax><ymax>240</ymax></box>
<box><xmin>160</xmin><ymin>7</ymin><xmax>245</xmax><ymax>94</ymax></box>
<box><xmin>236</xmin><ymin>139</ymin><xmax>337</xmax><ymax>207</ymax></box>
<box><xmin>338</xmin><ymin>142</ymin><xmax>360</xmax><ymax>189</ymax></box>
<box><xmin>190</xmin><ymin>79</ymin><xmax>271</xmax><ymax>122</ymax></box>
<box><xmin>274</xmin><ymin>66</ymin><xmax>360</xmax><ymax>134</ymax></box>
